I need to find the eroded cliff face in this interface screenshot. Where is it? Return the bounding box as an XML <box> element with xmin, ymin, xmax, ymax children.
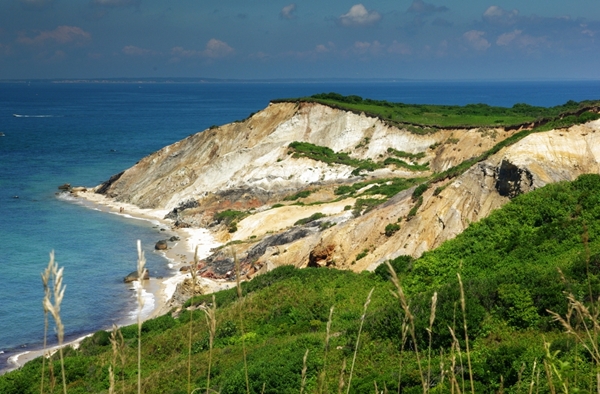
<box><xmin>95</xmin><ymin>100</ymin><xmax>600</xmax><ymax>278</ymax></box>
<box><xmin>98</xmin><ymin>102</ymin><xmax>510</xmax><ymax>213</ymax></box>
<box><xmin>314</xmin><ymin>121</ymin><xmax>600</xmax><ymax>272</ymax></box>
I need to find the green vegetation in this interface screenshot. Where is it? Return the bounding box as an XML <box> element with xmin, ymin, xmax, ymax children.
<box><xmin>5</xmin><ymin>175</ymin><xmax>600</xmax><ymax>392</ymax></box>
<box><xmin>355</xmin><ymin>249</ymin><xmax>369</xmax><ymax>260</ymax></box>
<box><xmin>382</xmin><ymin>157</ymin><xmax>429</xmax><ymax>171</ymax></box>
<box><xmin>387</xmin><ymin>147</ymin><xmax>426</xmax><ymax>161</ymax></box>
<box><xmin>288</xmin><ymin>141</ymin><xmax>383</xmax><ymax>176</ymax></box>
<box><xmin>335</xmin><ymin>177</ymin><xmax>424</xmax><ymax>198</ymax></box>
<box><xmin>276</xmin><ymin>92</ymin><xmax>600</xmax><ymax>129</ymax></box>
<box><xmin>283</xmin><ymin>190</ymin><xmax>312</xmax><ymax>201</ymax></box>
<box><xmin>407</xmin><ymin>196</ymin><xmax>423</xmax><ymax>220</ymax></box>
<box><xmin>411</xmin><ymin>183</ymin><xmax>429</xmax><ymax>200</ymax></box>
<box><xmin>294</xmin><ymin>212</ymin><xmax>326</xmax><ymax>226</ymax></box>
<box><xmin>384</xmin><ymin>223</ymin><xmax>400</xmax><ymax>237</ymax></box>
<box><xmin>214</xmin><ymin>209</ymin><xmax>248</xmax><ymax>233</ymax></box>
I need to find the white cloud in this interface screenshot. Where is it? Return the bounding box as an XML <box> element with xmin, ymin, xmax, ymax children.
<box><xmin>463</xmin><ymin>30</ymin><xmax>490</xmax><ymax>51</ymax></box>
<box><xmin>407</xmin><ymin>0</ymin><xmax>448</xmax><ymax>15</ymax></box>
<box><xmin>315</xmin><ymin>42</ymin><xmax>334</xmax><ymax>53</ymax></box>
<box><xmin>496</xmin><ymin>30</ymin><xmax>522</xmax><ymax>46</ymax></box>
<box><xmin>18</xmin><ymin>26</ymin><xmax>91</xmax><ymax>46</ymax></box>
<box><xmin>170</xmin><ymin>39</ymin><xmax>234</xmax><ymax>61</ymax></box>
<box><xmin>280</xmin><ymin>4</ymin><xmax>297</xmax><ymax>20</ymax></box>
<box><xmin>203</xmin><ymin>39</ymin><xmax>234</xmax><ymax>58</ymax></box>
<box><xmin>122</xmin><ymin>45</ymin><xmax>158</xmax><ymax>56</ymax></box>
<box><xmin>387</xmin><ymin>41</ymin><xmax>411</xmax><ymax>55</ymax></box>
<box><xmin>353</xmin><ymin>40</ymin><xmax>384</xmax><ymax>55</ymax></box>
<box><xmin>483</xmin><ymin>6</ymin><xmax>519</xmax><ymax>25</ymax></box>
<box><xmin>339</xmin><ymin>4</ymin><xmax>382</xmax><ymax>27</ymax></box>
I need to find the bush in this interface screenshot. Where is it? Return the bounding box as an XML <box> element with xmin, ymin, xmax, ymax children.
<box><xmin>141</xmin><ymin>314</ymin><xmax>177</xmax><ymax>334</ymax></box>
<box><xmin>411</xmin><ymin>183</ymin><xmax>429</xmax><ymax>201</ymax></box>
<box><xmin>294</xmin><ymin>212</ymin><xmax>326</xmax><ymax>226</ymax></box>
<box><xmin>283</xmin><ymin>190</ymin><xmax>311</xmax><ymax>201</ymax></box>
<box><xmin>384</xmin><ymin>223</ymin><xmax>400</xmax><ymax>236</ymax></box>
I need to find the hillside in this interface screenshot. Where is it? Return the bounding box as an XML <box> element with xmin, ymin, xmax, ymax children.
<box><xmin>4</xmin><ymin>174</ymin><xmax>600</xmax><ymax>392</ymax></box>
<box><xmin>3</xmin><ymin>94</ymin><xmax>600</xmax><ymax>393</ymax></box>
<box><xmin>94</xmin><ymin>96</ymin><xmax>600</xmax><ymax>280</ymax></box>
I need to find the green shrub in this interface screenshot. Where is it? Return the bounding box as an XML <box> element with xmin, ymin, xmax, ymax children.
<box><xmin>407</xmin><ymin>196</ymin><xmax>423</xmax><ymax>219</ymax></box>
<box><xmin>283</xmin><ymin>190</ymin><xmax>311</xmax><ymax>201</ymax></box>
<box><xmin>214</xmin><ymin>209</ymin><xmax>247</xmax><ymax>225</ymax></box>
<box><xmin>141</xmin><ymin>314</ymin><xmax>177</xmax><ymax>334</ymax></box>
<box><xmin>294</xmin><ymin>212</ymin><xmax>326</xmax><ymax>226</ymax></box>
<box><xmin>384</xmin><ymin>223</ymin><xmax>400</xmax><ymax>236</ymax></box>
<box><xmin>411</xmin><ymin>183</ymin><xmax>429</xmax><ymax>200</ymax></box>
<box><xmin>356</xmin><ymin>249</ymin><xmax>369</xmax><ymax>260</ymax></box>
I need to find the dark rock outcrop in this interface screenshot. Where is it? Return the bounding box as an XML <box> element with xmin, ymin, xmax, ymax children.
<box><xmin>246</xmin><ymin>227</ymin><xmax>316</xmax><ymax>262</ymax></box>
<box><xmin>155</xmin><ymin>240</ymin><xmax>168</xmax><ymax>250</ymax></box>
<box><xmin>96</xmin><ymin>171</ymin><xmax>124</xmax><ymax>196</ymax></box>
<box><xmin>124</xmin><ymin>270</ymin><xmax>150</xmax><ymax>283</ymax></box>
<box><xmin>164</xmin><ymin>199</ymin><xmax>200</xmax><ymax>220</ymax></box>
<box><xmin>495</xmin><ymin>160</ymin><xmax>534</xmax><ymax>198</ymax></box>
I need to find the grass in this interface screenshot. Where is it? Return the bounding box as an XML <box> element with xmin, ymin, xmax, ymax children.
<box><xmin>287</xmin><ymin>141</ymin><xmax>383</xmax><ymax>176</ymax></box>
<box><xmin>274</xmin><ymin>92</ymin><xmax>600</xmax><ymax>129</ymax></box>
<box><xmin>6</xmin><ymin>178</ymin><xmax>600</xmax><ymax>392</ymax></box>
<box><xmin>294</xmin><ymin>212</ymin><xmax>326</xmax><ymax>226</ymax></box>
<box><xmin>4</xmin><ymin>95</ymin><xmax>600</xmax><ymax>392</ymax></box>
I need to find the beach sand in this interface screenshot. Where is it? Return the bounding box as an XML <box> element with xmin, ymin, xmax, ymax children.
<box><xmin>5</xmin><ymin>189</ymin><xmax>234</xmax><ymax>372</ymax></box>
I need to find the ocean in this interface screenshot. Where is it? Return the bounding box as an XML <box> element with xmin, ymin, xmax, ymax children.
<box><xmin>1</xmin><ymin>79</ymin><xmax>599</xmax><ymax>371</ymax></box>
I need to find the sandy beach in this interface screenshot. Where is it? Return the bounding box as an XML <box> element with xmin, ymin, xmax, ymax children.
<box><xmin>5</xmin><ymin>189</ymin><xmax>234</xmax><ymax>373</ymax></box>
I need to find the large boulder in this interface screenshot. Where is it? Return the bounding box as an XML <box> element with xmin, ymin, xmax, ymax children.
<box><xmin>123</xmin><ymin>270</ymin><xmax>150</xmax><ymax>283</ymax></box>
<box><xmin>155</xmin><ymin>240</ymin><xmax>168</xmax><ymax>250</ymax></box>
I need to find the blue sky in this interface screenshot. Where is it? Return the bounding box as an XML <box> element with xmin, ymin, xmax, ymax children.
<box><xmin>1</xmin><ymin>0</ymin><xmax>599</xmax><ymax>80</ymax></box>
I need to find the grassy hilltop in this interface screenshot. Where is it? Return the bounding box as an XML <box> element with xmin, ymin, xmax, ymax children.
<box><xmin>3</xmin><ymin>96</ymin><xmax>600</xmax><ymax>393</ymax></box>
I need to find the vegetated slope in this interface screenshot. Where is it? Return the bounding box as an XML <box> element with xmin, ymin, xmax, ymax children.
<box><xmin>285</xmin><ymin>92</ymin><xmax>600</xmax><ymax>128</ymax></box>
<box><xmin>4</xmin><ymin>174</ymin><xmax>600</xmax><ymax>393</ymax></box>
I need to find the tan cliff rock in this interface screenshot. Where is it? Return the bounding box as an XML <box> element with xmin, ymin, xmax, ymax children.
<box><xmin>94</xmin><ymin>100</ymin><xmax>600</xmax><ymax>278</ymax></box>
<box><xmin>97</xmin><ymin>102</ymin><xmax>510</xmax><ymax>213</ymax></box>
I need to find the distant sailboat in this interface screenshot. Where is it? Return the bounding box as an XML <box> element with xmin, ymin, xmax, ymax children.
<box><xmin>0</xmin><ymin>132</ymin><xmax>5</xmax><ymax>136</ymax></box>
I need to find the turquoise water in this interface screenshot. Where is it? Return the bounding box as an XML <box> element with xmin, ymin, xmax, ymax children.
<box><xmin>1</xmin><ymin>80</ymin><xmax>599</xmax><ymax>370</ymax></box>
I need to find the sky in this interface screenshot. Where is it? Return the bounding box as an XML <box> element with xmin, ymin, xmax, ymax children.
<box><xmin>1</xmin><ymin>0</ymin><xmax>599</xmax><ymax>80</ymax></box>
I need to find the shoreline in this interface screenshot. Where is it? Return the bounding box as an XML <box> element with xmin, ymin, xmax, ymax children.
<box><xmin>4</xmin><ymin>189</ymin><xmax>233</xmax><ymax>374</ymax></box>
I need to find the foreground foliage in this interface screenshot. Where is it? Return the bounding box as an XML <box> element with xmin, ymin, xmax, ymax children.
<box><xmin>4</xmin><ymin>174</ymin><xmax>600</xmax><ymax>393</ymax></box>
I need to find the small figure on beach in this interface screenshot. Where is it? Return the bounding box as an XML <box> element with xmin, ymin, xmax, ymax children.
<box><xmin>119</xmin><ymin>207</ymin><xmax>124</xmax><ymax>213</ymax></box>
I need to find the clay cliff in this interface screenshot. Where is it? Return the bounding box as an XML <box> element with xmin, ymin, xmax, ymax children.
<box><xmin>95</xmin><ymin>101</ymin><xmax>600</xmax><ymax>278</ymax></box>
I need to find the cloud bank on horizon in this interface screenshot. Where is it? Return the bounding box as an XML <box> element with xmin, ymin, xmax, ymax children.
<box><xmin>0</xmin><ymin>0</ymin><xmax>599</xmax><ymax>80</ymax></box>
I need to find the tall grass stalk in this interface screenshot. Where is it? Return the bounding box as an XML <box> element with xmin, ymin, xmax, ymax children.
<box><xmin>386</xmin><ymin>261</ymin><xmax>427</xmax><ymax>393</ymax></box>
<box><xmin>426</xmin><ymin>292</ymin><xmax>438</xmax><ymax>392</ymax></box>
<box><xmin>301</xmin><ymin>349</ymin><xmax>309</xmax><ymax>394</ymax></box>
<box><xmin>457</xmin><ymin>273</ymin><xmax>474</xmax><ymax>394</ymax></box>
<box><xmin>109</xmin><ymin>324</ymin><xmax>126</xmax><ymax>394</ymax></box>
<box><xmin>396</xmin><ymin>316</ymin><xmax>409</xmax><ymax>394</ymax></box>
<box><xmin>346</xmin><ymin>288</ymin><xmax>374</xmax><ymax>394</ymax></box>
<box><xmin>233</xmin><ymin>250</ymin><xmax>250</xmax><ymax>394</ymax></box>
<box><xmin>201</xmin><ymin>294</ymin><xmax>217</xmax><ymax>394</ymax></box>
<box><xmin>40</xmin><ymin>256</ymin><xmax>52</xmax><ymax>394</ymax></box>
<box><xmin>42</xmin><ymin>251</ymin><xmax>67</xmax><ymax>394</ymax></box>
<box><xmin>136</xmin><ymin>240</ymin><xmax>147</xmax><ymax>394</ymax></box>
<box><xmin>188</xmin><ymin>246</ymin><xmax>200</xmax><ymax>394</ymax></box>
<box><xmin>318</xmin><ymin>306</ymin><xmax>335</xmax><ymax>394</ymax></box>
<box><xmin>448</xmin><ymin>326</ymin><xmax>463</xmax><ymax>394</ymax></box>
<box><xmin>528</xmin><ymin>359</ymin><xmax>538</xmax><ymax>394</ymax></box>
<box><xmin>338</xmin><ymin>358</ymin><xmax>347</xmax><ymax>394</ymax></box>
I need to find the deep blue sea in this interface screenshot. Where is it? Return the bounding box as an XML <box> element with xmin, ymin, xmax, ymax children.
<box><xmin>1</xmin><ymin>80</ymin><xmax>599</xmax><ymax>371</ymax></box>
